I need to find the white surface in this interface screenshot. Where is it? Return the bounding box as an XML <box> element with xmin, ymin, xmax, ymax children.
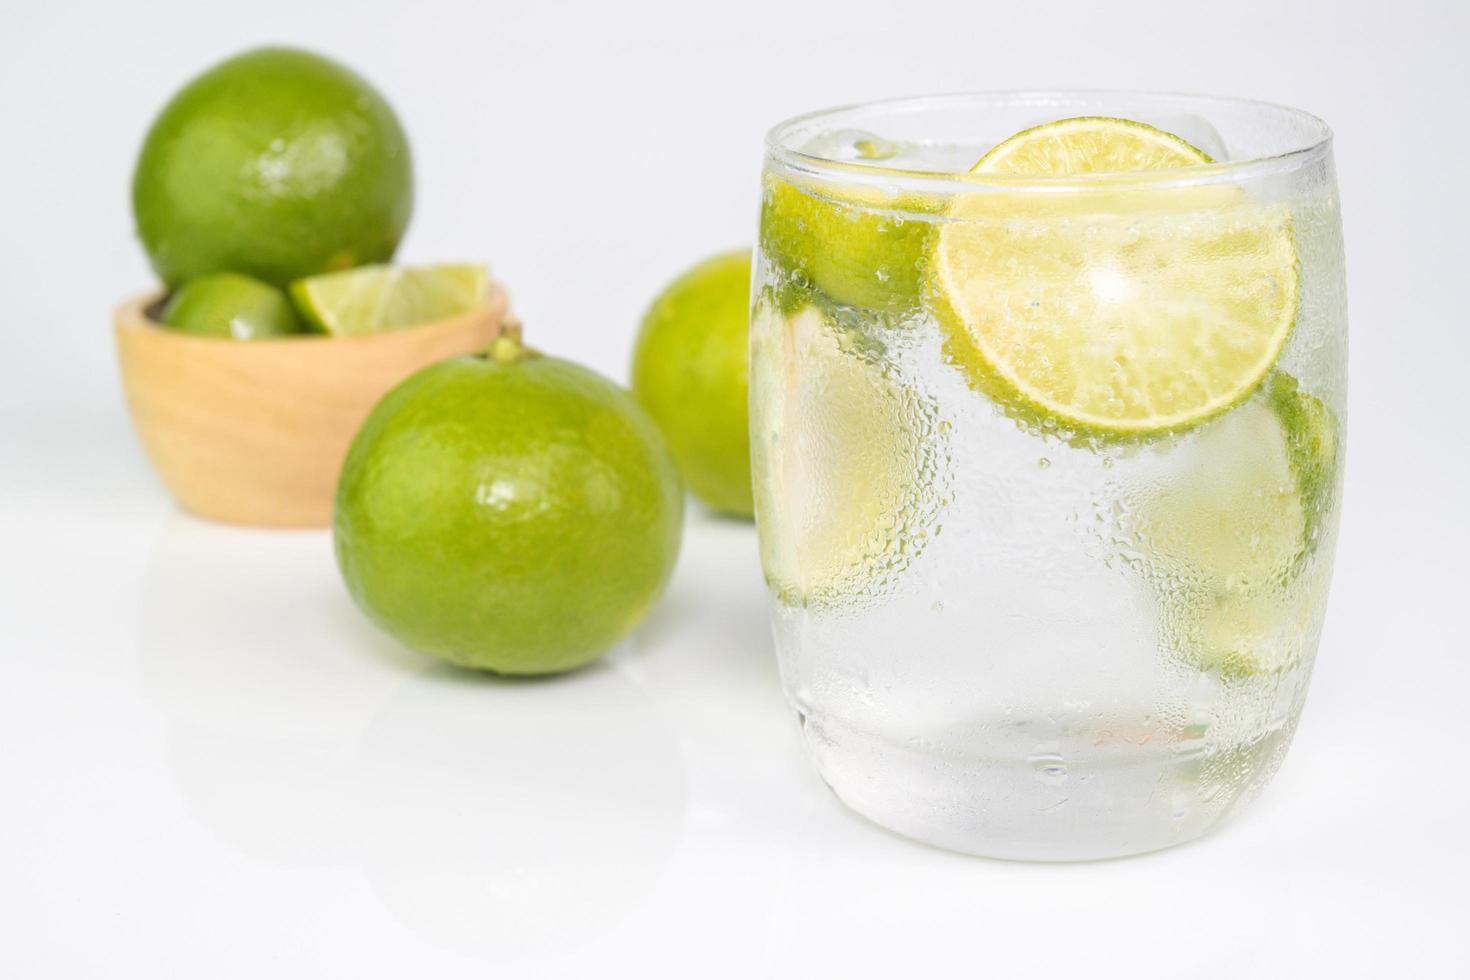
<box><xmin>2</xmin><ymin>0</ymin><xmax>1467</xmax><ymax>976</ymax></box>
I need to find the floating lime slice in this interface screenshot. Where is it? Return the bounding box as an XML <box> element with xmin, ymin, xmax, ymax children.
<box><xmin>933</xmin><ymin>116</ymin><xmax>1299</xmax><ymax>437</ymax></box>
<box><xmin>974</xmin><ymin>115</ymin><xmax>1215</xmax><ymax>174</ymax></box>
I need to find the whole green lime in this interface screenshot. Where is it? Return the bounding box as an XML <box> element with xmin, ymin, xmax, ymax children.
<box><xmin>160</xmin><ymin>272</ymin><xmax>303</xmax><ymax>339</ymax></box>
<box><xmin>334</xmin><ymin>338</ymin><xmax>684</xmax><ymax>675</ymax></box>
<box><xmin>631</xmin><ymin>250</ymin><xmax>754</xmax><ymax>517</ymax></box>
<box><xmin>133</xmin><ymin>46</ymin><xmax>413</xmax><ymax>287</ymax></box>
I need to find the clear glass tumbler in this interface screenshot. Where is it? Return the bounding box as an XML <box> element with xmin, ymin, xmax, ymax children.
<box><xmin>750</xmin><ymin>93</ymin><xmax>1346</xmax><ymax>860</ymax></box>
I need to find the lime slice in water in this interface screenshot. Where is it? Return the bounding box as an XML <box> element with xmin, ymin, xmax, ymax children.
<box><xmin>1139</xmin><ymin>396</ymin><xmax>1306</xmax><ymax>594</ymax></box>
<box><xmin>1176</xmin><ymin>583</ymin><xmax>1323</xmax><ymax>679</ymax></box>
<box><xmin>1265</xmin><ymin>371</ymin><xmax>1340</xmax><ymax>556</ymax></box>
<box><xmin>1140</xmin><ymin>372</ymin><xmax>1341</xmax><ymax>675</ymax></box>
<box><xmin>933</xmin><ymin>116</ymin><xmax>1299</xmax><ymax>437</ymax></box>
<box><xmin>759</xmin><ymin>174</ymin><xmax>935</xmax><ymax>314</ymax></box>
<box><xmin>750</xmin><ymin>299</ymin><xmax>940</xmax><ymax>606</ymax></box>
<box><xmin>291</xmin><ymin>263</ymin><xmax>488</xmax><ymax>336</ymax></box>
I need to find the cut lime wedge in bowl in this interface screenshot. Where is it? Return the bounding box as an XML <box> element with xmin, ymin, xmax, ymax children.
<box><xmin>291</xmin><ymin>264</ymin><xmax>488</xmax><ymax>336</ymax></box>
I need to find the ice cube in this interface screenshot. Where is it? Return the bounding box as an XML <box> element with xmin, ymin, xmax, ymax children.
<box><xmin>1146</xmin><ymin>114</ymin><xmax>1229</xmax><ymax>161</ymax></box>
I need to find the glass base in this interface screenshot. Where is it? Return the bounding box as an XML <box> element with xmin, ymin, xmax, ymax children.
<box><xmin>799</xmin><ymin>708</ymin><xmax>1293</xmax><ymax>862</ymax></box>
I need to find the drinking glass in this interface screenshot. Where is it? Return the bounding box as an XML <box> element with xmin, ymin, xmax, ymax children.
<box><xmin>750</xmin><ymin>92</ymin><xmax>1345</xmax><ymax>860</ymax></box>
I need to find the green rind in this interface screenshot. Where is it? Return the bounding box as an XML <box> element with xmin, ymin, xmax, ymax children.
<box><xmin>160</xmin><ymin>272</ymin><xmax>304</xmax><ymax>339</ymax></box>
<box><xmin>334</xmin><ymin>354</ymin><xmax>684</xmax><ymax>675</ymax></box>
<box><xmin>133</xmin><ymin>46</ymin><xmax>413</xmax><ymax>287</ymax></box>
<box><xmin>1265</xmin><ymin>371</ymin><xmax>1342</xmax><ymax>557</ymax></box>
<box><xmin>1174</xmin><ymin>371</ymin><xmax>1341</xmax><ymax>677</ymax></box>
<box><xmin>973</xmin><ymin>115</ymin><xmax>1215</xmax><ymax>173</ymax></box>
<box><xmin>630</xmin><ymin>250</ymin><xmax>755</xmax><ymax>518</ymax></box>
<box><xmin>287</xmin><ymin>278</ymin><xmax>328</xmax><ymax>332</ymax></box>
<box><xmin>759</xmin><ymin>175</ymin><xmax>937</xmax><ymax>316</ymax></box>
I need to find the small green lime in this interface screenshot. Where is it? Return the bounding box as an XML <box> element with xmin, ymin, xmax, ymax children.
<box><xmin>631</xmin><ymin>250</ymin><xmax>754</xmax><ymax>517</ymax></box>
<box><xmin>759</xmin><ymin>175</ymin><xmax>934</xmax><ymax>314</ymax></box>
<box><xmin>160</xmin><ymin>272</ymin><xmax>303</xmax><ymax>339</ymax></box>
<box><xmin>133</xmin><ymin>47</ymin><xmax>413</xmax><ymax>287</ymax></box>
<box><xmin>334</xmin><ymin>338</ymin><xmax>684</xmax><ymax>675</ymax></box>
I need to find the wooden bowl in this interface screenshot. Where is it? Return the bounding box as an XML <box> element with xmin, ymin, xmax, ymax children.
<box><xmin>115</xmin><ymin>284</ymin><xmax>510</xmax><ymax>528</ymax></box>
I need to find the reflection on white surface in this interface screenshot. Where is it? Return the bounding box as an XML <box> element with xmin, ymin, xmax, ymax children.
<box><xmin>140</xmin><ymin>515</ymin><xmax>395</xmax><ymax>865</ymax></box>
<box><xmin>351</xmin><ymin>667</ymin><xmax>685</xmax><ymax>959</ymax></box>
<box><xmin>99</xmin><ymin>510</ymin><xmax>1452</xmax><ymax>978</ymax></box>
<box><xmin>167</xmin><ymin>724</ymin><xmax>358</xmax><ymax>866</ymax></box>
<box><xmin>139</xmin><ymin>514</ymin><xmax>414</xmax><ymax>737</ymax></box>
<box><xmin>140</xmin><ymin>514</ymin><xmax>686</xmax><ymax>960</ymax></box>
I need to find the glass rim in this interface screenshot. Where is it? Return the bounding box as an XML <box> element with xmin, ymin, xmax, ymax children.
<box><xmin>764</xmin><ymin>90</ymin><xmax>1334</xmax><ymax>192</ymax></box>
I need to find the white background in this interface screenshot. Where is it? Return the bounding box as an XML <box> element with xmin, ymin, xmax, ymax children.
<box><xmin>2</xmin><ymin>0</ymin><xmax>1467</xmax><ymax>976</ymax></box>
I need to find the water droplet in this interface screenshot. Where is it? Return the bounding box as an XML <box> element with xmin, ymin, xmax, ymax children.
<box><xmin>1029</xmin><ymin>750</ymin><xmax>1069</xmax><ymax>785</ymax></box>
<box><xmin>1037</xmin><ymin>457</ymin><xmax>1052</xmax><ymax>470</ymax></box>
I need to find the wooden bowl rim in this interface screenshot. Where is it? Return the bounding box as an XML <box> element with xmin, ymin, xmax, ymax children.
<box><xmin>115</xmin><ymin>280</ymin><xmax>510</xmax><ymax>348</ymax></box>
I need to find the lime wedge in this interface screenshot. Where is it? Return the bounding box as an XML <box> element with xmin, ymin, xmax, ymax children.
<box><xmin>759</xmin><ymin>175</ymin><xmax>935</xmax><ymax>315</ymax></box>
<box><xmin>933</xmin><ymin>117</ymin><xmax>1298</xmax><ymax>437</ymax></box>
<box><xmin>290</xmin><ymin>264</ymin><xmax>488</xmax><ymax>335</ymax></box>
<box><xmin>750</xmin><ymin>298</ymin><xmax>941</xmax><ymax>606</ymax></box>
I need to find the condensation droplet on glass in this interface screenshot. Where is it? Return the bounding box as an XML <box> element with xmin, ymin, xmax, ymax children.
<box><xmin>1029</xmin><ymin>750</ymin><xmax>1070</xmax><ymax>785</ymax></box>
